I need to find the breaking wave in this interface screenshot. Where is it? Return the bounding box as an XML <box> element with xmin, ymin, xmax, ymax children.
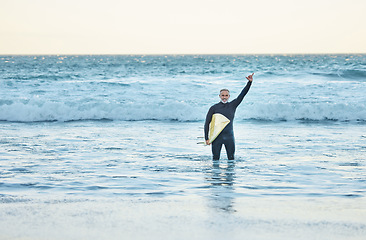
<box><xmin>1</xmin><ymin>100</ymin><xmax>365</xmax><ymax>123</ymax></box>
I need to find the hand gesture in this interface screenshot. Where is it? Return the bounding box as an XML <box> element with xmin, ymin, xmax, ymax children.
<box><xmin>246</xmin><ymin>73</ymin><xmax>254</xmax><ymax>82</ymax></box>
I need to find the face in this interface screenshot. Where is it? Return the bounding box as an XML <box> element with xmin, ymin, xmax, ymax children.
<box><xmin>219</xmin><ymin>90</ymin><xmax>230</xmax><ymax>103</ymax></box>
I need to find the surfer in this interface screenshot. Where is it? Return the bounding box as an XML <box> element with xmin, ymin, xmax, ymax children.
<box><xmin>204</xmin><ymin>73</ymin><xmax>254</xmax><ymax>160</ymax></box>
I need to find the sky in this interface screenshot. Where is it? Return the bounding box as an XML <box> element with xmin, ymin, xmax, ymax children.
<box><xmin>1</xmin><ymin>0</ymin><xmax>366</xmax><ymax>55</ymax></box>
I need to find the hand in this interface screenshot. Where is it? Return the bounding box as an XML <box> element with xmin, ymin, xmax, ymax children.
<box><xmin>246</xmin><ymin>73</ymin><xmax>254</xmax><ymax>82</ymax></box>
<box><xmin>206</xmin><ymin>140</ymin><xmax>211</xmax><ymax>145</ymax></box>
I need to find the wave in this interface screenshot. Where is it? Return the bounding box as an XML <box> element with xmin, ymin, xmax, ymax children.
<box><xmin>0</xmin><ymin>100</ymin><xmax>204</xmax><ymax>122</ymax></box>
<box><xmin>310</xmin><ymin>69</ymin><xmax>366</xmax><ymax>81</ymax></box>
<box><xmin>1</xmin><ymin>100</ymin><xmax>365</xmax><ymax>123</ymax></box>
<box><xmin>239</xmin><ymin>102</ymin><xmax>366</xmax><ymax>122</ymax></box>
<box><xmin>337</xmin><ymin>69</ymin><xmax>366</xmax><ymax>80</ymax></box>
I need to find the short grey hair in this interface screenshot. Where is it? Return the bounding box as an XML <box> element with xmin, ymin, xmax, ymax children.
<box><xmin>220</xmin><ymin>89</ymin><xmax>230</xmax><ymax>94</ymax></box>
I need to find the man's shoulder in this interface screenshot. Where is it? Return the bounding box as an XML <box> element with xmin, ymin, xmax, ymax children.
<box><xmin>210</xmin><ymin>102</ymin><xmax>222</xmax><ymax>108</ymax></box>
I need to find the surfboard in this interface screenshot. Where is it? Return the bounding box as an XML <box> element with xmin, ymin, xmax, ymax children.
<box><xmin>198</xmin><ymin>113</ymin><xmax>230</xmax><ymax>145</ymax></box>
<box><xmin>208</xmin><ymin>113</ymin><xmax>230</xmax><ymax>144</ymax></box>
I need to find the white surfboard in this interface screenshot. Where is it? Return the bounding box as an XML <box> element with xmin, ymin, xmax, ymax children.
<box><xmin>197</xmin><ymin>113</ymin><xmax>230</xmax><ymax>145</ymax></box>
<box><xmin>207</xmin><ymin>113</ymin><xmax>230</xmax><ymax>144</ymax></box>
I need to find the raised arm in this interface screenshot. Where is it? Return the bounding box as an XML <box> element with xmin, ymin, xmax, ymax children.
<box><xmin>231</xmin><ymin>73</ymin><xmax>254</xmax><ymax>108</ymax></box>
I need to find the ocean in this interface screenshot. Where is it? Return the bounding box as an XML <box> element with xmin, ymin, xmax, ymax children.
<box><xmin>1</xmin><ymin>54</ymin><xmax>365</xmax><ymax>239</ymax></box>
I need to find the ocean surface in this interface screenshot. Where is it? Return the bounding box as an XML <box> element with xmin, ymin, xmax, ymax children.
<box><xmin>1</xmin><ymin>54</ymin><xmax>366</xmax><ymax>239</ymax></box>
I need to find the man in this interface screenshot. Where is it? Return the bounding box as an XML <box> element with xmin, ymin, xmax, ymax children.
<box><xmin>204</xmin><ymin>73</ymin><xmax>254</xmax><ymax>160</ymax></box>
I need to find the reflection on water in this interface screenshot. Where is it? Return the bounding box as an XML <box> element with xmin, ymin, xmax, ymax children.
<box><xmin>205</xmin><ymin>160</ymin><xmax>236</xmax><ymax>213</ymax></box>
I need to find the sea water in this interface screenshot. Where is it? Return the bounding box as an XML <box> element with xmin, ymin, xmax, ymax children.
<box><xmin>0</xmin><ymin>55</ymin><xmax>365</xmax><ymax>239</ymax></box>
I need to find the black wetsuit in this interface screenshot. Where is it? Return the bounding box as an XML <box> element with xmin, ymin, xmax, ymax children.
<box><xmin>204</xmin><ymin>81</ymin><xmax>252</xmax><ymax>160</ymax></box>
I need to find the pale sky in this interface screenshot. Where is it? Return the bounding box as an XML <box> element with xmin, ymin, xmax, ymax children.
<box><xmin>1</xmin><ymin>0</ymin><xmax>366</xmax><ymax>55</ymax></box>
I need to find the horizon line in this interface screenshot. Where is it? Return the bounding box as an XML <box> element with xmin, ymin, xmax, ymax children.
<box><xmin>1</xmin><ymin>52</ymin><xmax>366</xmax><ymax>56</ymax></box>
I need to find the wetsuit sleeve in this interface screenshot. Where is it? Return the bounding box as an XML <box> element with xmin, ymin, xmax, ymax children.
<box><xmin>204</xmin><ymin>106</ymin><xmax>214</xmax><ymax>140</ymax></box>
<box><xmin>231</xmin><ymin>81</ymin><xmax>252</xmax><ymax>108</ymax></box>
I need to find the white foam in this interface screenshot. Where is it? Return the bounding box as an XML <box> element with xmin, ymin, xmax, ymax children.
<box><xmin>240</xmin><ymin>102</ymin><xmax>366</xmax><ymax>122</ymax></box>
<box><xmin>0</xmin><ymin>100</ymin><xmax>206</xmax><ymax>122</ymax></box>
<box><xmin>1</xmin><ymin>99</ymin><xmax>365</xmax><ymax>122</ymax></box>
